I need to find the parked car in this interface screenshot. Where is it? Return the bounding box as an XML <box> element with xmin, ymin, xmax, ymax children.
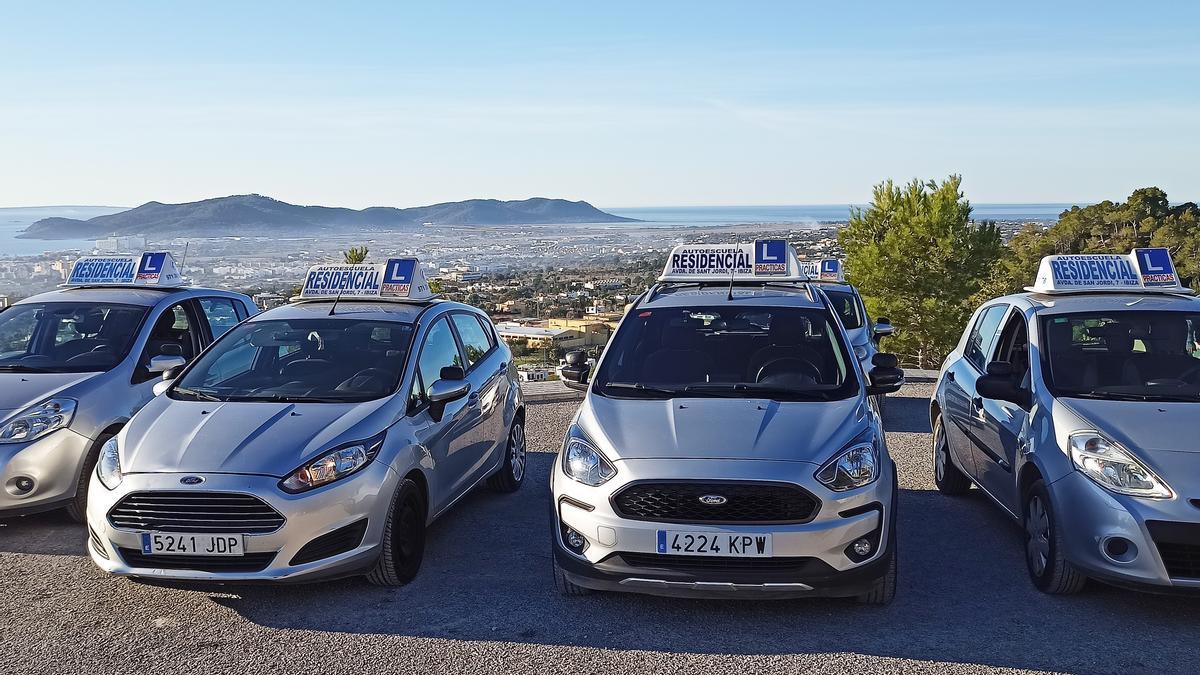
<box><xmin>555</xmin><ymin>240</ymin><xmax>905</xmax><ymax>603</ymax></box>
<box><xmin>0</xmin><ymin>252</ymin><xmax>254</xmax><ymax>520</ymax></box>
<box><xmin>932</xmin><ymin>248</ymin><xmax>1200</xmax><ymax>594</ymax></box>
<box><xmin>86</xmin><ymin>258</ymin><xmax>524</xmax><ymax>584</ymax></box>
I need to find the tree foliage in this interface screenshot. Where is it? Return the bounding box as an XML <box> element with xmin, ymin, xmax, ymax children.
<box><xmin>342</xmin><ymin>246</ymin><xmax>369</xmax><ymax>264</ymax></box>
<box><xmin>982</xmin><ymin>188</ymin><xmax>1200</xmax><ymax>297</ymax></box>
<box><xmin>839</xmin><ymin>176</ymin><xmax>1003</xmax><ymax>368</ymax></box>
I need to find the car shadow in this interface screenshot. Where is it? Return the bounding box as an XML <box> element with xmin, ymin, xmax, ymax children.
<box><xmin>882</xmin><ymin>394</ymin><xmax>931</xmax><ymax>434</ymax></box>
<box><xmin>207</xmin><ymin>452</ymin><xmax>1200</xmax><ymax>673</ymax></box>
<box><xmin>0</xmin><ymin>510</ymin><xmax>85</xmax><ymax>556</ymax></box>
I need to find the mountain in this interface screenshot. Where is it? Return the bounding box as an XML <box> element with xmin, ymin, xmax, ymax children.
<box><xmin>16</xmin><ymin>194</ymin><xmax>638</xmax><ymax>240</ymax></box>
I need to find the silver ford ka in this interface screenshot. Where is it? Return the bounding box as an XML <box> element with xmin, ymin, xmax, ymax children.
<box><xmin>932</xmin><ymin>248</ymin><xmax>1200</xmax><ymax>594</ymax></box>
<box><xmin>554</xmin><ymin>242</ymin><xmax>905</xmax><ymax>603</ymax></box>
<box><xmin>0</xmin><ymin>263</ymin><xmax>254</xmax><ymax>521</ymax></box>
<box><xmin>86</xmin><ymin>262</ymin><xmax>525</xmax><ymax>585</ymax></box>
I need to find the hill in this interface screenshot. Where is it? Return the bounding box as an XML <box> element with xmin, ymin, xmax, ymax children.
<box><xmin>17</xmin><ymin>194</ymin><xmax>638</xmax><ymax>240</ymax></box>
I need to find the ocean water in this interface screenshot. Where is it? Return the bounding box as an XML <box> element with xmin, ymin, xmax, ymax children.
<box><xmin>0</xmin><ymin>207</ymin><xmax>125</xmax><ymax>257</ymax></box>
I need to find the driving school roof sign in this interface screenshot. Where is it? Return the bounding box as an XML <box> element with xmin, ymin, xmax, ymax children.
<box><xmin>1029</xmin><ymin>248</ymin><xmax>1191</xmax><ymax>295</ymax></box>
<box><xmin>659</xmin><ymin>240</ymin><xmax>807</xmax><ymax>282</ymax></box>
<box><xmin>66</xmin><ymin>252</ymin><xmax>185</xmax><ymax>287</ymax></box>
<box><xmin>299</xmin><ymin>257</ymin><xmax>435</xmax><ymax>301</ymax></box>
<box><xmin>798</xmin><ymin>258</ymin><xmax>844</xmax><ymax>283</ymax></box>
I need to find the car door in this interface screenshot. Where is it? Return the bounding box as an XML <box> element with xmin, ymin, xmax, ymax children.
<box><xmin>942</xmin><ymin>304</ymin><xmax>1008</xmax><ymax>480</ymax></box>
<box><xmin>972</xmin><ymin>308</ymin><xmax>1031</xmax><ymax>513</ymax></box>
<box><xmin>449</xmin><ymin>312</ymin><xmax>509</xmax><ymax>482</ymax></box>
<box><xmin>412</xmin><ymin>315</ymin><xmax>476</xmax><ymax>508</ymax></box>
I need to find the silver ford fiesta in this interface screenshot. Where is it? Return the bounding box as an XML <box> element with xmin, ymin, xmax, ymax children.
<box><xmin>86</xmin><ymin>258</ymin><xmax>526</xmax><ymax>585</ymax></box>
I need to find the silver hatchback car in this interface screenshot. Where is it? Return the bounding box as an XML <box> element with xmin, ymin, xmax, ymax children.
<box><xmin>0</xmin><ymin>252</ymin><xmax>254</xmax><ymax>520</ymax></box>
<box><xmin>86</xmin><ymin>258</ymin><xmax>525</xmax><ymax>584</ymax></box>
<box><xmin>554</xmin><ymin>241</ymin><xmax>905</xmax><ymax>603</ymax></box>
<box><xmin>933</xmin><ymin>248</ymin><xmax>1200</xmax><ymax>594</ymax></box>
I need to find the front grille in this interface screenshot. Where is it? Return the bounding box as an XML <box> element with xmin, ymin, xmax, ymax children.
<box><xmin>612</xmin><ymin>481</ymin><xmax>818</xmax><ymax>524</ymax></box>
<box><xmin>1146</xmin><ymin>520</ymin><xmax>1200</xmax><ymax>579</ymax></box>
<box><xmin>108</xmin><ymin>491</ymin><xmax>285</xmax><ymax>534</ymax></box>
<box><xmin>118</xmin><ymin>548</ymin><xmax>276</xmax><ymax>573</ymax></box>
<box><xmin>290</xmin><ymin>519</ymin><xmax>368</xmax><ymax>566</ymax></box>
<box><xmin>620</xmin><ymin>552</ymin><xmax>818</xmax><ymax>573</ymax></box>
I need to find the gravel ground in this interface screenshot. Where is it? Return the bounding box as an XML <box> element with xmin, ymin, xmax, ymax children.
<box><xmin>2</xmin><ymin>384</ymin><xmax>1199</xmax><ymax>675</ymax></box>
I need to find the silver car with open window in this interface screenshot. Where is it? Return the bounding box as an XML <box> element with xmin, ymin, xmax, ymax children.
<box><xmin>86</xmin><ymin>257</ymin><xmax>525</xmax><ymax>584</ymax></box>
<box><xmin>932</xmin><ymin>248</ymin><xmax>1200</xmax><ymax>594</ymax></box>
<box><xmin>0</xmin><ymin>252</ymin><xmax>253</xmax><ymax>521</ymax></box>
<box><xmin>555</xmin><ymin>241</ymin><xmax>905</xmax><ymax>603</ymax></box>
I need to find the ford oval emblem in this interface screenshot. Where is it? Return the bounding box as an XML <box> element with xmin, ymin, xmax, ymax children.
<box><xmin>179</xmin><ymin>475</ymin><xmax>205</xmax><ymax>485</ymax></box>
<box><xmin>698</xmin><ymin>494</ymin><xmax>727</xmax><ymax>506</ymax></box>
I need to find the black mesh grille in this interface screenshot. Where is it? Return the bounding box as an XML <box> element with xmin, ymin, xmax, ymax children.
<box><xmin>620</xmin><ymin>552</ymin><xmax>817</xmax><ymax>572</ymax></box>
<box><xmin>108</xmin><ymin>491</ymin><xmax>285</xmax><ymax>534</ymax></box>
<box><xmin>118</xmin><ymin>548</ymin><xmax>276</xmax><ymax>573</ymax></box>
<box><xmin>1147</xmin><ymin>520</ymin><xmax>1200</xmax><ymax>579</ymax></box>
<box><xmin>612</xmin><ymin>481</ymin><xmax>818</xmax><ymax>524</ymax></box>
<box><xmin>290</xmin><ymin>519</ymin><xmax>369</xmax><ymax>566</ymax></box>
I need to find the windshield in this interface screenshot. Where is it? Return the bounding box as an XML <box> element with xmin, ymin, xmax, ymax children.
<box><xmin>0</xmin><ymin>302</ymin><xmax>149</xmax><ymax>373</ymax></box>
<box><xmin>1041</xmin><ymin>310</ymin><xmax>1200</xmax><ymax>401</ymax></box>
<box><xmin>172</xmin><ymin>318</ymin><xmax>414</xmax><ymax>403</ymax></box>
<box><xmin>592</xmin><ymin>304</ymin><xmax>858</xmax><ymax>400</ymax></box>
<box><xmin>822</xmin><ymin>289</ymin><xmax>864</xmax><ymax>330</ymax></box>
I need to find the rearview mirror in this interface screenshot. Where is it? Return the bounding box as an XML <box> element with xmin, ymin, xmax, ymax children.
<box><xmin>866</xmin><ymin>352</ymin><xmax>904</xmax><ymax>395</ymax></box>
<box><xmin>560</xmin><ymin>350</ymin><xmax>590</xmax><ymax>391</ymax></box>
<box><xmin>873</xmin><ymin>318</ymin><xmax>895</xmax><ymax>338</ymax></box>
<box><xmin>976</xmin><ymin>361</ymin><xmax>1031</xmax><ymax>409</ymax></box>
<box><xmin>427</xmin><ymin>377</ymin><xmax>470</xmax><ymax>422</ymax></box>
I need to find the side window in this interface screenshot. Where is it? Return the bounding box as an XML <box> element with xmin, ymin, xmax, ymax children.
<box><xmin>135</xmin><ymin>303</ymin><xmax>200</xmax><ymax>383</ymax></box>
<box><xmin>993</xmin><ymin>312</ymin><xmax>1030</xmax><ymax>388</ymax></box>
<box><xmin>417</xmin><ymin>318</ymin><xmax>464</xmax><ymax>398</ymax></box>
<box><xmin>198</xmin><ymin>298</ymin><xmax>241</xmax><ymax>340</ymax></box>
<box><xmin>964</xmin><ymin>305</ymin><xmax>1008</xmax><ymax>371</ymax></box>
<box><xmin>408</xmin><ymin>372</ymin><xmax>426</xmax><ymax>413</ymax></box>
<box><xmin>451</xmin><ymin>313</ymin><xmax>494</xmax><ymax>368</ymax></box>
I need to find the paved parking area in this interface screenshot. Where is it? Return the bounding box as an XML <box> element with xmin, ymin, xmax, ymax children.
<box><xmin>2</xmin><ymin>384</ymin><xmax>1198</xmax><ymax>674</ymax></box>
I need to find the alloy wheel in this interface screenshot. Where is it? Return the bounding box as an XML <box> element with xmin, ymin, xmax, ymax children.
<box><xmin>510</xmin><ymin>424</ymin><xmax>527</xmax><ymax>482</ymax></box>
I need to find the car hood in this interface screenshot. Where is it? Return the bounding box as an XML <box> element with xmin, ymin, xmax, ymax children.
<box><xmin>121</xmin><ymin>395</ymin><xmax>392</xmax><ymax>476</ymax></box>
<box><xmin>579</xmin><ymin>394</ymin><xmax>868</xmax><ymax>463</ymax></box>
<box><xmin>1060</xmin><ymin>397</ymin><xmax>1200</xmax><ymax>454</ymax></box>
<box><xmin>0</xmin><ymin>372</ymin><xmax>98</xmax><ymax>419</ymax></box>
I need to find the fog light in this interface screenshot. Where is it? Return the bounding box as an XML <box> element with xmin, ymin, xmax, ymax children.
<box><xmin>13</xmin><ymin>476</ymin><xmax>34</xmax><ymax>494</ymax></box>
<box><xmin>1102</xmin><ymin>536</ymin><xmax>1138</xmax><ymax>564</ymax></box>
<box><xmin>852</xmin><ymin>538</ymin><xmax>872</xmax><ymax>557</ymax></box>
<box><xmin>566</xmin><ymin>528</ymin><xmax>586</xmax><ymax>550</ymax></box>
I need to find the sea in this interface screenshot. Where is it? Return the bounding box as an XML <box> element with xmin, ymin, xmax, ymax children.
<box><xmin>0</xmin><ymin>203</ymin><xmax>1074</xmax><ymax>258</ymax></box>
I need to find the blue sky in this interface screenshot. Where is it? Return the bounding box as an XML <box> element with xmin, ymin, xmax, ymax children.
<box><xmin>1</xmin><ymin>1</ymin><xmax>1197</xmax><ymax>208</ymax></box>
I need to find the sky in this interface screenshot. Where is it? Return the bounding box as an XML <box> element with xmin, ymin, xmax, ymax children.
<box><xmin>1</xmin><ymin>1</ymin><xmax>1198</xmax><ymax>209</ymax></box>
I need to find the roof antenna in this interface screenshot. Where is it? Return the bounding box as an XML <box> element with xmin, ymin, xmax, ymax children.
<box><xmin>726</xmin><ymin>268</ymin><xmax>736</xmax><ymax>301</ymax></box>
<box><xmin>178</xmin><ymin>242</ymin><xmax>190</xmax><ymax>280</ymax></box>
<box><xmin>328</xmin><ymin>289</ymin><xmax>343</xmax><ymax>316</ymax></box>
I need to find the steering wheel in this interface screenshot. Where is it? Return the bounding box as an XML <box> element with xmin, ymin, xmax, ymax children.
<box><xmin>755</xmin><ymin>356</ymin><xmax>822</xmax><ymax>384</ymax></box>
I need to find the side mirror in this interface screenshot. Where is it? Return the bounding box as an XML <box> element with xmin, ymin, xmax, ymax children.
<box><xmin>976</xmin><ymin>361</ymin><xmax>1031</xmax><ymax>409</ymax></box>
<box><xmin>560</xmin><ymin>350</ymin><xmax>591</xmax><ymax>391</ymax></box>
<box><xmin>149</xmin><ymin>354</ymin><xmax>187</xmax><ymax>374</ymax></box>
<box><xmin>873</xmin><ymin>318</ymin><xmax>895</xmax><ymax>338</ymax></box>
<box><xmin>427</xmin><ymin>376</ymin><xmax>470</xmax><ymax>422</ymax></box>
<box><xmin>866</xmin><ymin>352</ymin><xmax>904</xmax><ymax>395</ymax></box>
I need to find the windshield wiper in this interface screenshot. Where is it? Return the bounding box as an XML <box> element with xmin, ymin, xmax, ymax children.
<box><xmin>0</xmin><ymin>364</ymin><xmax>53</xmax><ymax>373</ymax></box>
<box><xmin>684</xmin><ymin>382</ymin><xmax>834</xmax><ymax>400</ymax></box>
<box><xmin>228</xmin><ymin>394</ymin><xmax>351</xmax><ymax>403</ymax></box>
<box><xmin>600</xmin><ymin>382</ymin><xmax>686</xmax><ymax>397</ymax></box>
<box><xmin>173</xmin><ymin>387</ymin><xmax>223</xmax><ymax>402</ymax></box>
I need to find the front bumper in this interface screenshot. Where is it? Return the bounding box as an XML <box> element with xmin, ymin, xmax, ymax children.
<box><xmin>551</xmin><ymin>456</ymin><xmax>896</xmax><ymax>599</ymax></box>
<box><xmin>86</xmin><ymin>461</ymin><xmax>399</xmax><ymax>583</ymax></box>
<box><xmin>1051</xmin><ymin>470</ymin><xmax>1200</xmax><ymax>592</ymax></box>
<box><xmin>0</xmin><ymin>428</ymin><xmax>93</xmax><ymax>516</ymax></box>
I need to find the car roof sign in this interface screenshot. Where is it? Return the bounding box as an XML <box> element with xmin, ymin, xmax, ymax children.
<box><xmin>659</xmin><ymin>239</ymin><xmax>809</xmax><ymax>282</ymax></box>
<box><xmin>1027</xmin><ymin>248</ymin><xmax>1192</xmax><ymax>295</ymax></box>
<box><xmin>799</xmin><ymin>258</ymin><xmax>844</xmax><ymax>283</ymax></box>
<box><xmin>298</xmin><ymin>257</ymin><xmax>436</xmax><ymax>302</ymax></box>
<box><xmin>65</xmin><ymin>251</ymin><xmax>186</xmax><ymax>288</ymax></box>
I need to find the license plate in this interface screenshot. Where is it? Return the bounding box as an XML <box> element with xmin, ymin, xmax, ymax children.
<box><xmin>141</xmin><ymin>532</ymin><xmax>245</xmax><ymax>557</ymax></box>
<box><xmin>657</xmin><ymin>530</ymin><xmax>773</xmax><ymax>557</ymax></box>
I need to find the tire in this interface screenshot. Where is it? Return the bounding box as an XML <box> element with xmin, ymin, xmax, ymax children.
<box><xmin>855</xmin><ymin>550</ymin><xmax>898</xmax><ymax>605</ymax></box>
<box><xmin>486</xmin><ymin>418</ymin><xmax>526</xmax><ymax>493</ymax></box>
<box><xmin>932</xmin><ymin>415</ymin><xmax>972</xmax><ymax>495</ymax></box>
<box><xmin>1023</xmin><ymin>479</ymin><xmax>1087</xmax><ymax>595</ymax></box>
<box><xmin>65</xmin><ymin>433</ymin><xmax>112</xmax><ymax>523</ymax></box>
<box><xmin>552</xmin><ymin>554</ymin><xmax>591</xmax><ymax>596</ymax></box>
<box><xmin>367</xmin><ymin>478</ymin><xmax>426</xmax><ymax>586</ymax></box>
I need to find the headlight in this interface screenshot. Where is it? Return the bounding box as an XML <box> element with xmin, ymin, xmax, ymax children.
<box><xmin>97</xmin><ymin>436</ymin><xmax>122</xmax><ymax>490</ymax></box>
<box><xmin>0</xmin><ymin>398</ymin><xmax>76</xmax><ymax>444</ymax></box>
<box><xmin>279</xmin><ymin>433</ymin><xmax>385</xmax><ymax>494</ymax></box>
<box><xmin>562</xmin><ymin>430</ymin><xmax>616</xmax><ymax>487</ymax></box>
<box><xmin>1069</xmin><ymin>431</ymin><xmax>1172</xmax><ymax>499</ymax></box>
<box><xmin>816</xmin><ymin>441</ymin><xmax>879</xmax><ymax>491</ymax></box>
